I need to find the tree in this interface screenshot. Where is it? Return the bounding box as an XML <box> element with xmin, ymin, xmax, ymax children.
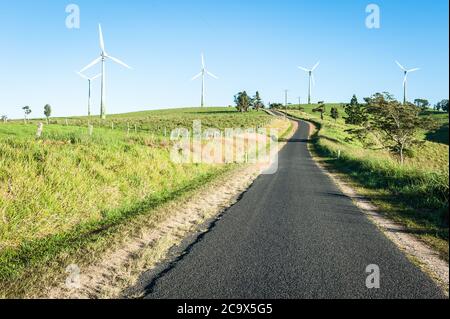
<box><xmin>252</xmin><ymin>91</ymin><xmax>264</xmax><ymax>111</ymax></box>
<box><xmin>344</xmin><ymin>95</ymin><xmax>368</xmax><ymax>126</ymax></box>
<box><xmin>269</xmin><ymin>103</ymin><xmax>283</xmax><ymax>109</ymax></box>
<box><xmin>1</xmin><ymin>115</ymin><xmax>7</xmax><ymax>123</ymax></box>
<box><xmin>313</xmin><ymin>102</ymin><xmax>326</xmax><ymax>120</ymax></box>
<box><xmin>414</xmin><ymin>99</ymin><xmax>430</xmax><ymax>112</ymax></box>
<box><xmin>330</xmin><ymin>107</ymin><xmax>339</xmax><ymax>122</ymax></box>
<box><xmin>44</xmin><ymin>104</ymin><xmax>52</xmax><ymax>124</ymax></box>
<box><xmin>436</xmin><ymin>99</ymin><xmax>449</xmax><ymax>113</ymax></box>
<box><xmin>234</xmin><ymin>91</ymin><xmax>251</xmax><ymax>112</ymax></box>
<box><xmin>361</xmin><ymin>93</ymin><xmax>437</xmax><ymax>164</ymax></box>
<box><xmin>22</xmin><ymin>106</ymin><xmax>31</xmax><ymax>123</ymax></box>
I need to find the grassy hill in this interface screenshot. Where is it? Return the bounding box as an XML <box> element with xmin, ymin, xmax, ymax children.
<box><xmin>285</xmin><ymin>104</ymin><xmax>449</xmax><ymax>260</ymax></box>
<box><xmin>17</xmin><ymin>107</ymin><xmax>271</xmax><ymax>136</ymax></box>
<box><xmin>423</xmin><ymin>111</ymin><xmax>449</xmax><ymax>145</ymax></box>
<box><xmin>0</xmin><ymin>107</ymin><xmax>286</xmax><ymax>297</ymax></box>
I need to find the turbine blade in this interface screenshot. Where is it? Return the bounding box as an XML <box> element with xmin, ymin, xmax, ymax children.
<box><xmin>395</xmin><ymin>60</ymin><xmax>406</xmax><ymax>71</ymax></box>
<box><xmin>408</xmin><ymin>68</ymin><xmax>420</xmax><ymax>73</ymax></box>
<box><xmin>311</xmin><ymin>74</ymin><xmax>316</xmax><ymax>86</ymax></box>
<box><xmin>107</xmin><ymin>55</ymin><xmax>132</xmax><ymax>69</ymax></box>
<box><xmin>76</xmin><ymin>71</ymin><xmax>89</xmax><ymax>80</ymax></box>
<box><xmin>99</xmin><ymin>24</ymin><xmax>105</xmax><ymax>52</ymax></box>
<box><xmin>79</xmin><ymin>57</ymin><xmax>102</xmax><ymax>73</ymax></box>
<box><xmin>207</xmin><ymin>71</ymin><xmax>219</xmax><ymax>79</ymax></box>
<box><xmin>91</xmin><ymin>73</ymin><xmax>102</xmax><ymax>80</ymax></box>
<box><xmin>201</xmin><ymin>53</ymin><xmax>205</xmax><ymax>68</ymax></box>
<box><xmin>298</xmin><ymin>66</ymin><xmax>309</xmax><ymax>72</ymax></box>
<box><xmin>191</xmin><ymin>72</ymin><xmax>202</xmax><ymax>81</ymax></box>
<box><xmin>403</xmin><ymin>75</ymin><xmax>408</xmax><ymax>86</ymax></box>
<box><xmin>311</xmin><ymin>61</ymin><xmax>320</xmax><ymax>71</ymax></box>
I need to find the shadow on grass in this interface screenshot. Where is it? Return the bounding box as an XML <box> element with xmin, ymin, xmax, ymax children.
<box><xmin>425</xmin><ymin>122</ymin><xmax>449</xmax><ymax>145</ymax></box>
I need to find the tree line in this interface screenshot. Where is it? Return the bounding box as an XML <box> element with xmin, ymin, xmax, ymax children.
<box><xmin>234</xmin><ymin>91</ymin><xmax>265</xmax><ymax>112</ymax></box>
<box><xmin>1</xmin><ymin>105</ymin><xmax>52</xmax><ymax>124</ymax></box>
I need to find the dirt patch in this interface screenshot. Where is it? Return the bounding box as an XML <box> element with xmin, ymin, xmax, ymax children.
<box><xmin>46</xmin><ymin>117</ymin><xmax>296</xmax><ymax>299</ymax></box>
<box><xmin>304</xmin><ymin>120</ymin><xmax>449</xmax><ymax>296</ymax></box>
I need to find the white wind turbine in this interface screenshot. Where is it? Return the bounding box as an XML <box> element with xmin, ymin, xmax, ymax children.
<box><xmin>76</xmin><ymin>72</ymin><xmax>101</xmax><ymax>117</ymax></box>
<box><xmin>395</xmin><ymin>61</ymin><xmax>420</xmax><ymax>104</ymax></box>
<box><xmin>191</xmin><ymin>53</ymin><xmax>218</xmax><ymax>107</ymax></box>
<box><xmin>79</xmin><ymin>24</ymin><xmax>132</xmax><ymax>120</ymax></box>
<box><xmin>298</xmin><ymin>61</ymin><xmax>320</xmax><ymax>105</ymax></box>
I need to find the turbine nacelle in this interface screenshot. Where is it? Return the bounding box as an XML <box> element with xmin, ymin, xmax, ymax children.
<box><xmin>191</xmin><ymin>53</ymin><xmax>219</xmax><ymax>107</ymax></box>
<box><xmin>78</xmin><ymin>24</ymin><xmax>132</xmax><ymax>119</ymax></box>
<box><xmin>191</xmin><ymin>53</ymin><xmax>219</xmax><ymax>81</ymax></box>
<box><xmin>298</xmin><ymin>61</ymin><xmax>320</xmax><ymax>104</ymax></box>
<box><xmin>395</xmin><ymin>60</ymin><xmax>420</xmax><ymax>103</ymax></box>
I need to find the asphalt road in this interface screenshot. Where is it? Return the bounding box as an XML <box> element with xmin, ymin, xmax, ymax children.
<box><xmin>134</xmin><ymin>117</ymin><xmax>444</xmax><ymax>299</ymax></box>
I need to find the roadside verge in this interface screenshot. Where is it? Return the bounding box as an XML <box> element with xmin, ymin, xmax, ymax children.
<box><xmin>43</xmin><ymin>117</ymin><xmax>296</xmax><ymax>299</ymax></box>
<box><xmin>280</xmin><ymin>110</ymin><xmax>448</xmax><ymax>296</ymax></box>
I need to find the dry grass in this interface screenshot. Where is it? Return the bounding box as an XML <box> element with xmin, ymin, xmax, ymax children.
<box><xmin>0</xmin><ymin>107</ymin><xmax>289</xmax><ymax>298</ymax></box>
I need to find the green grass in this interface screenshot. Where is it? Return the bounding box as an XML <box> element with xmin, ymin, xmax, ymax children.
<box><xmin>20</xmin><ymin>107</ymin><xmax>271</xmax><ymax>136</ymax></box>
<box><xmin>285</xmin><ymin>105</ymin><xmax>449</xmax><ymax>260</ymax></box>
<box><xmin>0</xmin><ymin>107</ymin><xmax>277</xmax><ymax>297</ymax></box>
<box><xmin>422</xmin><ymin>111</ymin><xmax>449</xmax><ymax>145</ymax></box>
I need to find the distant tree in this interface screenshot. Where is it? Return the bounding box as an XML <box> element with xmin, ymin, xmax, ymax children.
<box><xmin>252</xmin><ymin>91</ymin><xmax>264</xmax><ymax>111</ymax></box>
<box><xmin>442</xmin><ymin>100</ymin><xmax>449</xmax><ymax>113</ymax></box>
<box><xmin>1</xmin><ymin>115</ymin><xmax>7</xmax><ymax>123</ymax></box>
<box><xmin>361</xmin><ymin>93</ymin><xmax>438</xmax><ymax>164</ymax></box>
<box><xmin>436</xmin><ymin>99</ymin><xmax>449</xmax><ymax>113</ymax></box>
<box><xmin>414</xmin><ymin>99</ymin><xmax>430</xmax><ymax>112</ymax></box>
<box><xmin>313</xmin><ymin>102</ymin><xmax>326</xmax><ymax>120</ymax></box>
<box><xmin>344</xmin><ymin>95</ymin><xmax>368</xmax><ymax>126</ymax></box>
<box><xmin>330</xmin><ymin>107</ymin><xmax>339</xmax><ymax>122</ymax></box>
<box><xmin>22</xmin><ymin>106</ymin><xmax>31</xmax><ymax>123</ymax></box>
<box><xmin>234</xmin><ymin>91</ymin><xmax>251</xmax><ymax>112</ymax></box>
<box><xmin>44</xmin><ymin>104</ymin><xmax>52</xmax><ymax>124</ymax></box>
<box><xmin>269</xmin><ymin>103</ymin><xmax>283</xmax><ymax>109</ymax></box>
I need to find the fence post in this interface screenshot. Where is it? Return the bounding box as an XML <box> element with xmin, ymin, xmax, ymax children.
<box><xmin>36</xmin><ymin>122</ymin><xmax>44</xmax><ymax>138</ymax></box>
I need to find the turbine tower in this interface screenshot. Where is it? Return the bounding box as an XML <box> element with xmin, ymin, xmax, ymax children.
<box><xmin>395</xmin><ymin>61</ymin><xmax>420</xmax><ymax>104</ymax></box>
<box><xmin>298</xmin><ymin>61</ymin><xmax>320</xmax><ymax>105</ymax></box>
<box><xmin>79</xmin><ymin>24</ymin><xmax>132</xmax><ymax>120</ymax></box>
<box><xmin>76</xmin><ymin>72</ymin><xmax>101</xmax><ymax>117</ymax></box>
<box><xmin>191</xmin><ymin>53</ymin><xmax>218</xmax><ymax>107</ymax></box>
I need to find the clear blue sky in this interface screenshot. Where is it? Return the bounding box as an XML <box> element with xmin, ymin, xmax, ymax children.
<box><xmin>0</xmin><ymin>0</ymin><xmax>448</xmax><ymax>118</ymax></box>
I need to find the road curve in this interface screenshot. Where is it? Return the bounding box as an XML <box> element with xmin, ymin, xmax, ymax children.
<box><xmin>133</xmin><ymin>117</ymin><xmax>444</xmax><ymax>299</ymax></box>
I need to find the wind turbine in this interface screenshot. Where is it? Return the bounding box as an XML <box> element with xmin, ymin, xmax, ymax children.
<box><xmin>76</xmin><ymin>72</ymin><xmax>101</xmax><ymax>117</ymax></box>
<box><xmin>298</xmin><ymin>61</ymin><xmax>320</xmax><ymax>105</ymax></box>
<box><xmin>191</xmin><ymin>53</ymin><xmax>218</xmax><ymax>107</ymax></box>
<box><xmin>79</xmin><ymin>24</ymin><xmax>132</xmax><ymax>120</ymax></box>
<box><xmin>395</xmin><ymin>61</ymin><xmax>420</xmax><ymax>104</ymax></box>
